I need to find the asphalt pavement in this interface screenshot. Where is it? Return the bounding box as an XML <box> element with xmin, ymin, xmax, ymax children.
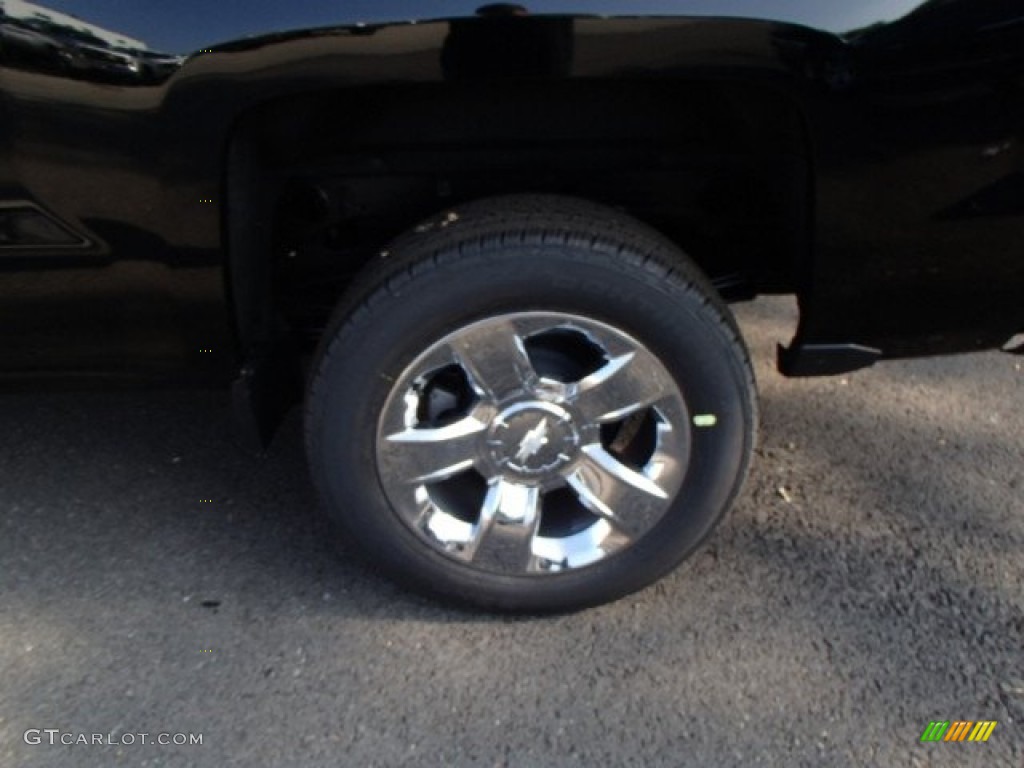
<box><xmin>1</xmin><ymin>297</ymin><xmax>1021</xmax><ymax>767</ymax></box>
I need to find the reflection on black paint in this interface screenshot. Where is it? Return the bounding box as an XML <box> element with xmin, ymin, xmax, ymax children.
<box><xmin>0</xmin><ymin>0</ymin><xmax>181</xmax><ymax>84</ymax></box>
<box><xmin>938</xmin><ymin>173</ymin><xmax>1024</xmax><ymax>220</ymax></box>
<box><xmin>852</xmin><ymin>0</ymin><xmax>1024</xmax><ymax>87</ymax></box>
<box><xmin>442</xmin><ymin>4</ymin><xmax>573</xmax><ymax>80</ymax></box>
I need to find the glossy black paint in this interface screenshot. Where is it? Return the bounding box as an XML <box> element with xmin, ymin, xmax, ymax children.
<box><xmin>0</xmin><ymin>1</ymin><xmax>1022</xmax><ymax>382</ymax></box>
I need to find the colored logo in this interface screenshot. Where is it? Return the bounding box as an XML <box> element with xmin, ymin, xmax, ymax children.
<box><xmin>920</xmin><ymin>721</ymin><xmax>997</xmax><ymax>743</ymax></box>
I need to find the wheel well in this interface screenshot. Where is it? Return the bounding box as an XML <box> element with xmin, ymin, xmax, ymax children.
<box><xmin>226</xmin><ymin>78</ymin><xmax>810</xmax><ymax>355</ymax></box>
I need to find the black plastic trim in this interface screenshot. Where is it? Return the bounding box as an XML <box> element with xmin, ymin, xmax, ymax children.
<box><xmin>777</xmin><ymin>343</ymin><xmax>881</xmax><ymax>378</ymax></box>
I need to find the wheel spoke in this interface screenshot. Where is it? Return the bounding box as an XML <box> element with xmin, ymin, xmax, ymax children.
<box><xmin>449</xmin><ymin>319</ymin><xmax>537</xmax><ymax>401</ymax></box>
<box><xmin>375</xmin><ymin>311</ymin><xmax>696</xmax><ymax>579</ymax></box>
<box><xmin>572</xmin><ymin>349</ymin><xmax>673</xmax><ymax>424</ymax></box>
<box><xmin>566</xmin><ymin>445</ymin><xmax>671</xmax><ymax>539</ymax></box>
<box><xmin>379</xmin><ymin>416</ymin><xmax>486</xmax><ymax>484</ymax></box>
<box><xmin>467</xmin><ymin>479</ymin><xmax>542</xmax><ymax>572</ymax></box>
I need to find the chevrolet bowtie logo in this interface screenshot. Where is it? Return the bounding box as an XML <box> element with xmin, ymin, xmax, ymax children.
<box><xmin>515</xmin><ymin>418</ymin><xmax>550</xmax><ymax>463</ymax></box>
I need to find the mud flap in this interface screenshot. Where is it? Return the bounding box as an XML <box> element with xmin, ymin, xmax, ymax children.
<box><xmin>231</xmin><ymin>343</ymin><xmax>303</xmax><ymax>451</ymax></box>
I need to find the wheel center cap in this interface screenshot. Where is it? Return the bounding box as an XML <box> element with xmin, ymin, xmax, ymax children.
<box><xmin>488</xmin><ymin>401</ymin><xmax>579</xmax><ymax>478</ymax></box>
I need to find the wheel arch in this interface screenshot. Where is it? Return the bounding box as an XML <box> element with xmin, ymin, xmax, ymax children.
<box><xmin>225</xmin><ymin>76</ymin><xmax>812</xmax><ymax>355</ymax></box>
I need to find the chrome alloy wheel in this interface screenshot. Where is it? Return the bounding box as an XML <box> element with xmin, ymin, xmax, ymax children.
<box><xmin>376</xmin><ymin>312</ymin><xmax>692</xmax><ymax>575</ymax></box>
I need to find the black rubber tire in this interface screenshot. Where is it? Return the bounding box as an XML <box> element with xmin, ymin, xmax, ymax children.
<box><xmin>306</xmin><ymin>195</ymin><xmax>757</xmax><ymax>612</ymax></box>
